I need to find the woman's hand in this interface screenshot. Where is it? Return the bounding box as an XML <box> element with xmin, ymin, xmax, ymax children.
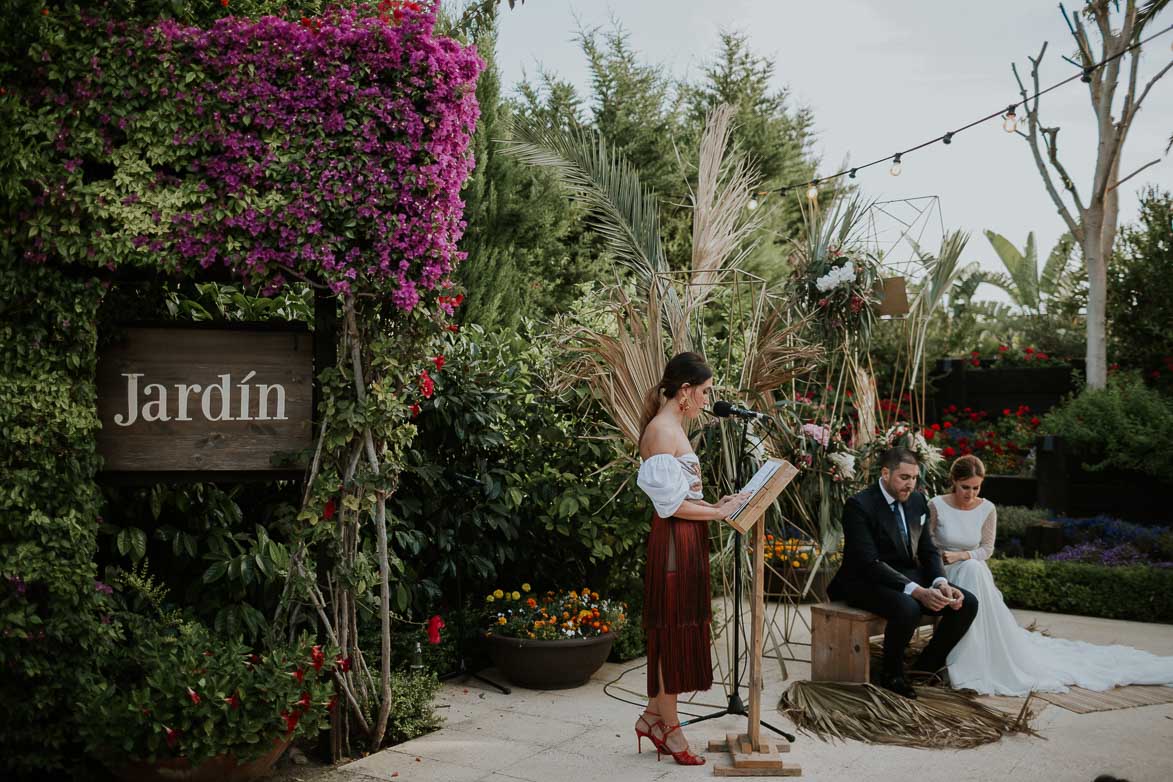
<box><xmin>942</xmin><ymin>550</ymin><xmax>970</xmax><ymax>565</ymax></box>
<box><xmin>715</xmin><ymin>493</ymin><xmax>751</xmax><ymax>519</ymax></box>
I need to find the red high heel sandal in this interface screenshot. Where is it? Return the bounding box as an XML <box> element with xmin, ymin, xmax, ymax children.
<box><xmin>655</xmin><ymin>723</ymin><xmax>705</xmax><ymax>766</ymax></box>
<box><xmin>635</xmin><ymin>713</ymin><xmax>668</xmax><ymax>754</ymax></box>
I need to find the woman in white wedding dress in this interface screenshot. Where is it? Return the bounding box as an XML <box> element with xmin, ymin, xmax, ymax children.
<box><xmin>930</xmin><ymin>454</ymin><xmax>1173</xmax><ymax>696</ymax></box>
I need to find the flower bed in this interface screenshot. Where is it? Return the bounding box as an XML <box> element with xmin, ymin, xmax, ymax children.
<box><xmin>924</xmin><ymin>404</ymin><xmax>1042</xmax><ymax>476</ymax></box>
<box><xmin>483</xmin><ymin>585</ymin><xmax>626</xmax><ymax>641</ymax></box>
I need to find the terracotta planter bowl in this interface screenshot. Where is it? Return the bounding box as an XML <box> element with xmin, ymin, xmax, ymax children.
<box><xmin>484</xmin><ymin>632</ymin><xmax>615</xmax><ymax>690</ymax></box>
<box><xmin>112</xmin><ymin>735</ymin><xmax>291</xmax><ymax>782</ymax></box>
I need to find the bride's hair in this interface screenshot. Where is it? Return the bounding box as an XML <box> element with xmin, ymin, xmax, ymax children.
<box><xmin>638</xmin><ymin>352</ymin><xmax>712</xmax><ymax>439</ymax></box>
<box><xmin>950</xmin><ymin>454</ymin><xmax>986</xmax><ymax>483</ymax></box>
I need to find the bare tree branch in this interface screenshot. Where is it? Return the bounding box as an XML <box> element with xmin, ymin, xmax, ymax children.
<box><xmin>1013</xmin><ymin>51</ymin><xmax>1083</xmax><ymax>239</ymax></box>
<box><xmin>1040</xmin><ymin>126</ymin><xmax>1087</xmax><ymax>213</ymax></box>
<box><xmin>1109</xmin><ymin>158</ymin><xmax>1162</xmax><ymax>192</ymax></box>
<box><xmin>1129</xmin><ymin>57</ymin><xmax>1173</xmax><ymax>121</ymax></box>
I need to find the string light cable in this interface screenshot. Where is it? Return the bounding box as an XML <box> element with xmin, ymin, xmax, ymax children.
<box><xmin>760</xmin><ymin>21</ymin><xmax>1173</xmax><ymax>199</ymax></box>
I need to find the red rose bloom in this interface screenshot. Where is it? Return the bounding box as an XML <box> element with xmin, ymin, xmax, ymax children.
<box><xmin>426</xmin><ymin>615</ymin><xmax>445</xmax><ymax>645</ymax></box>
<box><xmin>942</xmin><ymin>447</ymin><xmax>957</xmax><ymax>458</ymax></box>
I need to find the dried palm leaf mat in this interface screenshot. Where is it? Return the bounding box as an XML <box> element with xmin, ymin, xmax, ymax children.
<box><xmin>779</xmin><ymin>681</ymin><xmax>1041</xmax><ymax>749</ymax></box>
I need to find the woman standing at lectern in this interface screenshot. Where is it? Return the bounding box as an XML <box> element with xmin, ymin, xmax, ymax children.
<box><xmin>632</xmin><ymin>352</ymin><xmax>747</xmax><ymax>766</ymax></box>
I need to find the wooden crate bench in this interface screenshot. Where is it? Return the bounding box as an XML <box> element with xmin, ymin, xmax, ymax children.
<box><xmin>810</xmin><ymin>601</ymin><xmax>936</xmax><ymax>683</ymax></box>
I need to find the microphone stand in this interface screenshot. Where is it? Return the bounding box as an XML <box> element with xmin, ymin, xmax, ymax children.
<box><xmin>682</xmin><ymin>412</ymin><xmax>795</xmax><ymax>743</ymax></box>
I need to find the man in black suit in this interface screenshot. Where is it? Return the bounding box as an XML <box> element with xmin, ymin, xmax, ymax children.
<box><xmin>827</xmin><ymin>447</ymin><xmax>979</xmax><ymax>698</ymax></box>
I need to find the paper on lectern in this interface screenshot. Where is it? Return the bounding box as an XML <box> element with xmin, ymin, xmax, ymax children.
<box><xmin>727</xmin><ymin>459</ymin><xmax>783</xmax><ymax>522</ymax></box>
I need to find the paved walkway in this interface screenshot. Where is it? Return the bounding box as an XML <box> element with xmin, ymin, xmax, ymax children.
<box><xmin>329</xmin><ymin>608</ymin><xmax>1173</xmax><ymax>782</ymax></box>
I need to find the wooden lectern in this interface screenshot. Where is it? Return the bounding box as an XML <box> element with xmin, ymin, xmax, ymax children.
<box><xmin>711</xmin><ymin>458</ymin><xmax>803</xmax><ymax>777</ymax></box>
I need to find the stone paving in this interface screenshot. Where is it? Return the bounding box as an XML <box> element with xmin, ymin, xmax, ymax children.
<box><xmin>327</xmin><ymin>608</ymin><xmax>1173</xmax><ymax>782</ymax></box>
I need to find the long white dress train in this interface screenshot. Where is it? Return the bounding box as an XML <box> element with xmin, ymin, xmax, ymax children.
<box><xmin>930</xmin><ymin>495</ymin><xmax>1173</xmax><ymax>696</ymax></box>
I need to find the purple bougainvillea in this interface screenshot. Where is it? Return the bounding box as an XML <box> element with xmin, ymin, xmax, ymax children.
<box><xmin>23</xmin><ymin>3</ymin><xmax>482</xmax><ymax>307</ymax></box>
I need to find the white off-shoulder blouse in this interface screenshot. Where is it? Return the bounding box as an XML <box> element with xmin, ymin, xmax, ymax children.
<box><xmin>637</xmin><ymin>452</ymin><xmax>704</xmax><ymax>517</ymax></box>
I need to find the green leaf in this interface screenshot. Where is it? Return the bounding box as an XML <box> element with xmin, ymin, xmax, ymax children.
<box><xmin>203</xmin><ymin>561</ymin><xmax>228</xmax><ymax>584</ymax></box>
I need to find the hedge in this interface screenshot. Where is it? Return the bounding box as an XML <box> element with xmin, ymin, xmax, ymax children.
<box><xmin>990</xmin><ymin>558</ymin><xmax>1173</xmax><ymax>623</ymax></box>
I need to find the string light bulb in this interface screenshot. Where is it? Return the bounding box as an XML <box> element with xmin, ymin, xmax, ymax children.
<box><xmin>806</xmin><ymin>181</ymin><xmax>819</xmax><ymax>201</ymax></box>
<box><xmin>889</xmin><ymin>153</ymin><xmax>903</xmax><ymax>177</ymax></box>
<box><xmin>1002</xmin><ymin>105</ymin><xmax>1018</xmax><ymax>133</ymax></box>
<box><xmin>848</xmin><ymin>168</ymin><xmax>857</xmax><ymax>179</ymax></box>
<box><xmin>943</xmin><ymin>131</ymin><xmax>954</xmax><ymax>145</ymax></box>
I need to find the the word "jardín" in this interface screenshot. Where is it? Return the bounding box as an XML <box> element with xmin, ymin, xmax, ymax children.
<box><xmin>113</xmin><ymin>372</ymin><xmax>288</xmax><ymax>426</ymax></box>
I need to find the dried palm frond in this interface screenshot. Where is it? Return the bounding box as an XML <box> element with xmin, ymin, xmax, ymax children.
<box><xmin>779</xmin><ymin>680</ymin><xmax>1040</xmax><ymax>748</ymax></box>
<box><xmin>685</xmin><ymin>104</ymin><xmax>763</xmax><ymax>328</ymax></box>
<box><xmin>502</xmin><ymin>120</ymin><xmax>686</xmax><ymax>344</ymax></box>
<box><xmin>558</xmin><ymin>286</ymin><xmax>666</xmax><ymax>448</ymax></box>
<box><xmin>744</xmin><ymin>304</ymin><xmax>822</xmax><ymax>404</ymax></box>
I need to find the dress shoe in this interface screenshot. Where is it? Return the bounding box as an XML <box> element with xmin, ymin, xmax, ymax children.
<box><xmin>879</xmin><ymin>675</ymin><xmax>918</xmax><ymax>699</ymax></box>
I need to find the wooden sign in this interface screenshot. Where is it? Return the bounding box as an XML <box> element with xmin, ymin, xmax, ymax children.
<box><xmin>874</xmin><ymin>276</ymin><xmax>910</xmax><ymax>317</ymax></box>
<box><xmin>96</xmin><ymin>326</ymin><xmax>313</xmax><ymax>475</ymax></box>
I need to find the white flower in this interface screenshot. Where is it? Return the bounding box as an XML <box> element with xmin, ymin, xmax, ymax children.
<box><xmin>814</xmin><ymin>261</ymin><xmax>856</xmax><ymax>293</ymax></box>
<box><xmin>828</xmin><ymin>451</ymin><xmax>856</xmax><ymax>479</ymax></box>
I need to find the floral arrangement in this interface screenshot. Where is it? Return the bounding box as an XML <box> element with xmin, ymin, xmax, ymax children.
<box><xmin>791</xmin><ymin>244</ymin><xmax>884</xmax><ymax>337</ymax></box>
<box><xmin>483</xmin><ymin>584</ymin><xmax>627</xmax><ymax>641</ymax></box>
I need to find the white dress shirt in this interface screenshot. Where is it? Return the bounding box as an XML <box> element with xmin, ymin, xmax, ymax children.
<box><xmin>877</xmin><ymin>479</ymin><xmax>948</xmax><ymax>596</ymax></box>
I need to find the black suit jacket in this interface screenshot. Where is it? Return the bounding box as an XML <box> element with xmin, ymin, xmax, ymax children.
<box><xmin>827</xmin><ymin>483</ymin><xmax>946</xmax><ymax>598</ymax></box>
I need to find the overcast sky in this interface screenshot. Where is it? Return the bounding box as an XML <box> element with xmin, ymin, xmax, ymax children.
<box><xmin>494</xmin><ymin>0</ymin><xmax>1173</xmax><ymax>286</ymax></box>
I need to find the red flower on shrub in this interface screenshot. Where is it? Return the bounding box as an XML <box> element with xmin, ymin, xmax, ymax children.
<box><xmin>419</xmin><ymin>369</ymin><xmax>435</xmax><ymax>399</ymax></box>
<box><xmin>311</xmin><ymin>645</ymin><xmax>325</xmax><ymax>671</ymax></box>
<box><xmin>281</xmin><ymin>709</ymin><xmax>300</xmax><ymax>733</ymax></box>
<box><xmin>970</xmin><ymin>358</ymin><xmax>980</xmax><ymax>367</ymax></box>
<box><xmin>942</xmin><ymin>421</ymin><xmax>952</xmax><ymax>430</ymax></box>
<box><xmin>998</xmin><ymin>345</ymin><xmax>1008</xmax><ymax>353</ymax></box>
<box><xmin>446</xmin><ymin>324</ymin><xmax>460</xmax><ymax>333</ymax></box>
<box><xmin>298</xmin><ymin>691</ymin><xmax>313</xmax><ymax>711</ymax></box>
<box><xmin>943</xmin><ymin>446</ymin><xmax>957</xmax><ymax>458</ymax></box>
<box><xmin>1025</xmin><ymin>346</ymin><xmax>1035</xmax><ymax>354</ymax></box>
<box><xmin>186</xmin><ymin>687</ymin><xmax>201</xmax><ymax>705</ymax></box>
<box><xmin>432</xmin><ymin>355</ymin><xmax>445</xmax><ymax>371</ymax></box>
<box><xmin>323</xmin><ymin>498</ymin><xmax>336</xmax><ymax>521</ymax></box>
<box><xmin>220</xmin><ymin>0</ymin><xmax>228</xmax><ymax>7</ymax></box>
<box><xmin>924</xmin><ymin>429</ymin><xmax>935</xmax><ymax>440</ymax></box>
<box><xmin>336</xmin><ymin>655</ymin><xmax>351</xmax><ymax>672</ymax></box>
<box><xmin>327</xmin><ymin>695</ymin><xmax>338</xmax><ymax>712</ymax></box>
<box><xmin>164</xmin><ymin>726</ymin><xmax>180</xmax><ymax>749</ymax></box>
<box><xmin>409</xmin><ymin>403</ymin><xmax>421</xmax><ymax>417</ymax></box>
<box><xmin>291</xmin><ymin>667</ymin><xmax>304</xmax><ymax>683</ymax></box>
<box><xmin>225</xmin><ymin>693</ymin><xmax>240</xmax><ymax>710</ymax></box>
<box><xmin>426</xmin><ymin>615</ymin><xmax>445</xmax><ymax>645</ymax></box>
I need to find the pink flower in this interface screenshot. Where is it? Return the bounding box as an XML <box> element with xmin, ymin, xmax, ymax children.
<box><xmin>801</xmin><ymin>423</ymin><xmax>832</xmax><ymax>448</ymax></box>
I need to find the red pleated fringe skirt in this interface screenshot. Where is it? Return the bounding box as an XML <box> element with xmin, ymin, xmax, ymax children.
<box><xmin>643</xmin><ymin>514</ymin><xmax>713</xmax><ymax>697</ymax></box>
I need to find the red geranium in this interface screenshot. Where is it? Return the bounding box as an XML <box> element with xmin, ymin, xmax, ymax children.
<box><xmin>426</xmin><ymin>615</ymin><xmax>445</xmax><ymax>645</ymax></box>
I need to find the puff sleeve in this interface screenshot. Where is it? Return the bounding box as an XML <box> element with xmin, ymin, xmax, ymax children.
<box><xmin>637</xmin><ymin>454</ymin><xmax>691</xmax><ymax>518</ymax></box>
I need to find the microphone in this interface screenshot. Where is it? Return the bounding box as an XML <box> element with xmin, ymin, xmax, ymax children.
<box><xmin>712</xmin><ymin>400</ymin><xmax>770</xmax><ymax>421</ymax></box>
